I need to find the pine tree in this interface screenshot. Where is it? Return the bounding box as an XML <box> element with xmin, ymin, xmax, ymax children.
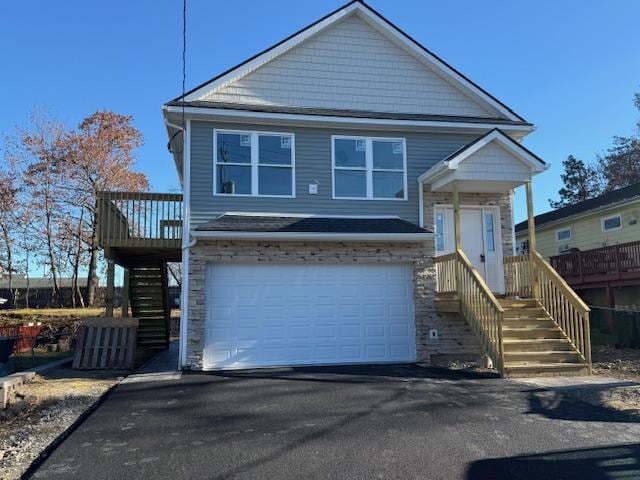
<box><xmin>599</xmin><ymin>91</ymin><xmax>640</xmax><ymax>191</ymax></box>
<box><xmin>549</xmin><ymin>155</ymin><xmax>602</xmax><ymax>209</ymax></box>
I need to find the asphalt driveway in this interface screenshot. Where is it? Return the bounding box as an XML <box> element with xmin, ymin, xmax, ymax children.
<box><xmin>30</xmin><ymin>364</ymin><xmax>640</xmax><ymax>480</ymax></box>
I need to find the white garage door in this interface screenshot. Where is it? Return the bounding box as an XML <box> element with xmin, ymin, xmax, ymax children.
<box><xmin>204</xmin><ymin>263</ymin><xmax>416</xmax><ymax>370</ymax></box>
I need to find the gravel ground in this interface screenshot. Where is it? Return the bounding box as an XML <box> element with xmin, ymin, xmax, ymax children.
<box><xmin>0</xmin><ymin>370</ymin><xmax>123</xmax><ymax>480</ymax></box>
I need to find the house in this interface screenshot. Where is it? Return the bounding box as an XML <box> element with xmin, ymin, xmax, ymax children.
<box><xmin>98</xmin><ymin>0</ymin><xmax>592</xmax><ymax>377</ymax></box>
<box><xmin>515</xmin><ymin>182</ymin><xmax>640</xmax><ymax>311</ymax></box>
<box><xmin>0</xmin><ymin>276</ymin><xmax>90</xmax><ymax>309</ymax></box>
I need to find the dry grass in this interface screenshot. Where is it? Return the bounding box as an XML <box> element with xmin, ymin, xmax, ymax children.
<box><xmin>0</xmin><ymin>308</ymin><xmax>180</xmax><ymax>326</ymax></box>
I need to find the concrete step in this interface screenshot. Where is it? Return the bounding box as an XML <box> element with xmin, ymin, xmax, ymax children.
<box><xmin>503</xmin><ymin>338</ymin><xmax>573</xmax><ymax>352</ymax></box>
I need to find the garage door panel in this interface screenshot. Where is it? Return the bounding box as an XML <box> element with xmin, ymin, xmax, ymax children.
<box><xmin>204</xmin><ymin>263</ymin><xmax>415</xmax><ymax>369</ymax></box>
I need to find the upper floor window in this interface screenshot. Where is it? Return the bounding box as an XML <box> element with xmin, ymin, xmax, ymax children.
<box><xmin>555</xmin><ymin>228</ymin><xmax>571</xmax><ymax>242</ymax></box>
<box><xmin>214</xmin><ymin>130</ymin><xmax>295</xmax><ymax>197</ymax></box>
<box><xmin>601</xmin><ymin>214</ymin><xmax>622</xmax><ymax>232</ymax></box>
<box><xmin>332</xmin><ymin>136</ymin><xmax>407</xmax><ymax>200</ymax></box>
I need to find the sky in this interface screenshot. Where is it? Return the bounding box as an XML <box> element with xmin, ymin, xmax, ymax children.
<box><xmin>1</xmin><ymin>0</ymin><xmax>639</xmax><ymax>223</ymax></box>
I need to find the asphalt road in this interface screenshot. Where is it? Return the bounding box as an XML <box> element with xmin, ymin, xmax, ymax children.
<box><xmin>29</xmin><ymin>364</ymin><xmax>640</xmax><ymax>480</ymax></box>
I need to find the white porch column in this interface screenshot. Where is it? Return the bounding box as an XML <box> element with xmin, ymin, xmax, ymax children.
<box><xmin>525</xmin><ymin>180</ymin><xmax>540</xmax><ymax>298</ymax></box>
<box><xmin>452</xmin><ymin>181</ymin><xmax>461</xmax><ymax>251</ymax></box>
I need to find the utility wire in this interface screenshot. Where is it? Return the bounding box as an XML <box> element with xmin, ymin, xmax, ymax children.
<box><xmin>168</xmin><ymin>0</ymin><xmax>187</xmax><ymax>152</ymax></box>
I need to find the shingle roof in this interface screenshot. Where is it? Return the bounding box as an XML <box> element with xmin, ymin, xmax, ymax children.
<box><xmin>196</xmin><ymin>215</ymin><xmax>430</xmax><ymax>234</ymax></box>
<box><xmin>515</xmin><ymin>182</ymin><xmax>640</xmax><ymax>233</ymax></box>
<box><xmin>165</xmin><ymin>100</ymin><xmax>532</xmax><ymax>126</ymax></box>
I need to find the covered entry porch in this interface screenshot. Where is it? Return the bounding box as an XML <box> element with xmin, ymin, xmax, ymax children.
<box><xmin>419</xmin><ymin>129</ymin><xmax>592</xmax><ymax>377</ymax></box>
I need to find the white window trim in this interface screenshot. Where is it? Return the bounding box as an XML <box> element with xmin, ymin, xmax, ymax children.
<box><xmin>331</xmin><ymin>135</ymin><xmax>408</xmax><ymax>201</ymax></box>
<box><xmin>213</xmin><ymin>128</ymin><xmax>296</xmax><ymax>198</ymax></box>
<box><xmin>601</xmin><ymin>214</ymin><xmax>622</xmax><ymax>232</ymax></box>
<box><xmin>555</xmin><ymin>227</ymin><xmax>572</xmax><ymax>242</ymax></box>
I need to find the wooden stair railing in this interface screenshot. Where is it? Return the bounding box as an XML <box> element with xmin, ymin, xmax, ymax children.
<box><xmin>532</xmin><ymin>251</ymin><xmax>592</xmax><ymax>373</ymax></box>
<box><xmin>502</xmin><ymin>252</ymin><xmax>592</xmax><ymax>374</ymax></box>
<box><xmin>435</xmin><ymin>250</ymin><xmax>505</xmax><ymax>375</ymax></box>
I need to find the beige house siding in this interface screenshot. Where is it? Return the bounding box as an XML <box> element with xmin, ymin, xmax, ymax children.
<box><xmin>516</xmin><ymin>201</ymin><xmax>640</xmax><ymax>258</ymax></box>
<box><xmin>184</xmin><ymin>239</ymin><xmax>481</xmax><ymax>371</ymax></box>
<box><xmin>201</xmin><ymin>14</ymin><xmax>494</xmax><ymax>117</ymax></box>
<box><xmin>423</xmin><ymin>185</ymin><xmax>515</xmax><ymax>256</ymax></box>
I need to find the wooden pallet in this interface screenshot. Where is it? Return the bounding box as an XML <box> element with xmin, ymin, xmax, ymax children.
<box><xmin>73</xmin><ymin>318</ymin><xmax>138</xmax><ymax>370</ymax></box>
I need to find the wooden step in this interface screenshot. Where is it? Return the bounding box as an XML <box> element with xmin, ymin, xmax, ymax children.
<box><xmin>504</xmin><ymin>350</ymin><xmax>582</xmax><ymax>363</ymax></box>
<box><xmin>503</xmin><ymin>338</ymin><xmax>573</xmax><ymax>352</ymax></box>
<box><xmin>503</xmin><ymin>308</ymin><xmax>548</xmax><ymax>319</ymax></box>
<box><xmin>498</xmin><ymin>298</ymin><xmax>538</xmax><ymax>308</ymax></box>
<box><xmin>503</xmin><ymin>318</ymin><xmax>556</xmax><ymax>328</ymax></box>
<box><xmin>503</xmin><ymin>363</ymin><xmax>588</xmax><ymax>378</ymax></box>
<box><xmin>502</xmin><ymin>326</ymin><xmax>565</xmax><ymax>340</ymax></box>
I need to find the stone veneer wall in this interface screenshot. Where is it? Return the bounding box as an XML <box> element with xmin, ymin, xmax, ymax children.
<box><xmin>422</xmin><ymin>185</ymin><xmax>515</xmax><ymax>256</ymax></box>
<box><xmin>185</xmin><ymin>239</ymin><xmax>481</xmax><ymax>370</ymax></box>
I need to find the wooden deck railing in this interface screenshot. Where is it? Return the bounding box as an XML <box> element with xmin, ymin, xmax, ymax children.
<box><xmin>504</xmin><ymin>254</ymin><xmax>533</xmax><ymax>297</ymax></box>
<box><xmin>97</xmin><ymin>191</ymin><xmax>183</xmax><ymax>249</ymax></box>
<box><xmin>550</xmin><ymin>240</ymin><xmax>640</xmax><ymax>285</ymax></box>
<box><xmin>533</xmin><ymin>251</ymin><xmax>592</xmax><ymax>372</ymax></box>
<box><xmin>434</xmin><ymin>252</ymin><xmax>458</xmax><ymax>294</ymax></box>
<box><xmin>434</xmin><ymin>250</ymin><xmax>505</xmax><ymax>375</ymax></box>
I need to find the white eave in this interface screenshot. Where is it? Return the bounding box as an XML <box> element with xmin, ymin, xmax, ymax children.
<box><xmin>418</xmin><ymin>129</ymin><xmax>548</xmax><ymax>191</ymax></box>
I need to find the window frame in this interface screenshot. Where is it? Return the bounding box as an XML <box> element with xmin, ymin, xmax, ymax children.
<box><xmin>213</xmin><ymin>128</ymin><xmax>296</xmax><ymax>198</ymax></box>
<box><xmin>601</xmin><ymin>214</ymin><xmax>622</xmax><ymax>233</ymax></box>
<box><xmin>331</xmin><ymin>135</ymin><xmax>408</xmax><ymax>201</ymax></box>
<box><xmin>555</xmin><ymin>227</ymin><xmax>572</xmax><ymax>242</ymax></box>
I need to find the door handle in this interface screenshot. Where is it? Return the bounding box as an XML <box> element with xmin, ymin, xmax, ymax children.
<box><xmin>480</xmin><ymin>253</ymin><xmax>486</xmax><ymax>263</ymax></box>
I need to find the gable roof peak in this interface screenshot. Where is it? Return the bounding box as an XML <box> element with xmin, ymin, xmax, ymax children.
<box><xmin>169</xmin><ymin>1</ymin><xmax>527</xmax><ymax>123</ymax></box>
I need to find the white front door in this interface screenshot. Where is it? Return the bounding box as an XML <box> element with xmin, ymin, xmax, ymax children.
<box><xmin>204</xmin><ymin>263</ymin><xmax>416</xmax><ymax>370</ymax></box>
<box><xmin>435</xmin><ymin>206</ymin><xmax>504</xmax><ymax>293</ymax></box>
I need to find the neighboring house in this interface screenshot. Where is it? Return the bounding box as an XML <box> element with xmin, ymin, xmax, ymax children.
<box><xmin>515</xmin><ymin>182</ymin><xmax>640</xmax><ymax>310</ymax></box>
<box><xmin>0</xmin><ymin>277</ymin><xmax>90</xmax><ymax>309</ymax></box>
<box><xmin>98</xmin><ymin>1</ymin><xmax>592</xmax><ymax>377</ymax></box>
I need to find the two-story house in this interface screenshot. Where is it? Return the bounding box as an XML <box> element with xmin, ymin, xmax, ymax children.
<box><xmin>98</xmin><ymin>1</ymin><xmax>592</xmax><ymax>377</ymax></box>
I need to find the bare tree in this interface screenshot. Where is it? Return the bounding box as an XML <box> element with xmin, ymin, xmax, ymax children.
<box><xmin>64</xmin><ymin>111</ymin><xmax>148</xmax><ymax>306</ymax></box>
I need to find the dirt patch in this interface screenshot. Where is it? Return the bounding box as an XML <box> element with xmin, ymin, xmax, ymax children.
<box><xmin>0</xmin><ymin>369</ymin><xmax>123</xmax><ymax>480</ymax></box>
<box><xmin>592</xmin><ymin>345</ymin><xmax>640</xmax><ymax>382</ymax></box>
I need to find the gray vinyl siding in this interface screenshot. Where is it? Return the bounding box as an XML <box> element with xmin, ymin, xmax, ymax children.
<box><xmin>189</xmin><ymin>120</ymin><xmax>477</xmax><ymax>229</ymax></box>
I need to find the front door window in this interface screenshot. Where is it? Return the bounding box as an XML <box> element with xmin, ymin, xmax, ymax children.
<box><xmin>435</xmin><ymin>206</ymin><xmax>504</xmax><ymax>293</ymax></box>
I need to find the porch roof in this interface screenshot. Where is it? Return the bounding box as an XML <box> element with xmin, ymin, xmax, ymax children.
<box><xmin>418</xmin><ymin>129</ymin><xmax>547</xmax><ymax>192</ymax></box>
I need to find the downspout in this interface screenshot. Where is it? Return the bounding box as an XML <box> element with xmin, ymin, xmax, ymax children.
<box><xmin>179</xmin><ymin>119</ymin><xmax>191</xmax><ymax>370</ymax></box>
<box><xmin>418</xmin><ymin>180</ymin><xmax>425</xmax><ymax>228</ymax></box>
<box><xmin>166</xmin><ymin>116</ymin><xmax>191</xmax><ymax>370</ymax></box>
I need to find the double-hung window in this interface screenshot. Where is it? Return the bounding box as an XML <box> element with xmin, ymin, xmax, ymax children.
<box><xmin>214</xmin><ymin>130</ymin><xmax>295</xmax><ymax>197</ymax></box>
<box><xmin>601</xmin><ymin>214</ymin><xmax>622</xmax><ymax>232</ymax></box>
<box><xmin>332</xmin><ymin>136</ymin><xmax>407</xmax><ymax>200</ymax></box>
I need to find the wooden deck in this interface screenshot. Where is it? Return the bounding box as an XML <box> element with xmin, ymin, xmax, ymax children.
<box><xmin>97</xmin><ymin>191</ymin><xmax>183</xmax><ymax>266</ymax></box>
<box><xmin>550</xmin><ymin>241</ymin><xmax>640</xmax><ymax>287</ymax></box>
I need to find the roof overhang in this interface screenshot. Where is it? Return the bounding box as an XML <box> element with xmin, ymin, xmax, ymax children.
<box><xmin>418</xmin><ymin>129</ymin><xmax>548</xmax><ymax>192</ymax></box>
<box><xmin>191</xmin><ymin>231</ymin><xmax>431</xmax><ymax>242</ymax></box>
<box><xmin>163</xmin><ymin>105</ymin><xmax>533</xmax><ymax>136</ymax></box>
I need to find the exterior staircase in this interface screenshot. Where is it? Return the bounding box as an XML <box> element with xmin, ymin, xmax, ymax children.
<box><xmin>129</xmin><ymin>264</ymin><xmax>170</xmax><ymax>350</ymax></box>
<box><xmin>499</xmin><ymin>298</ymin><xmax>589</xmax><ymax>377</ymax></box>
